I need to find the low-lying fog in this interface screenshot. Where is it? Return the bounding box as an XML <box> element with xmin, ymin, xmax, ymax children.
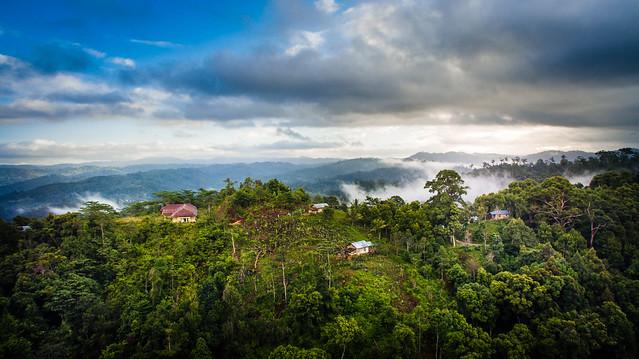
<box><xmin>47</xmin><ymin>192</ymin><xmax>126</xmax><ymax>214</ymax></box>
<box><xmin>40</xmin><ymin>161</ymin><xmax>599</xmax><ymax>215</ymax></box>
<box><xmin>340</xmin><ymin>160</ymin><xmax>599</xmax><ymax>204</ymax></box>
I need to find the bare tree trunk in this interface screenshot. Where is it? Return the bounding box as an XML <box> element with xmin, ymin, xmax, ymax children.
<box><xmin>254</xmin><ymin>250</ymin><xmax>262</xmax><ymax>271</ymax></box>
<box><xmin>281</xmin><ymin>261</ymin><xmax>287</xmax><ymax>302</ymax></box>
<box><xmin>271</xmin><ymin>272</ymin><xmax>276</xmax><ymax>302</ymax></box>
<box><xmin>590</xmin><ymin>222</ymin><xmax>605</xmax><ymax>248</ymax></box>
<box><xmin>253</xmin><ymin>249</ymin><xmax>262</xmax><ymax>294</ymax></box>
<box><xmin>585</xmin><ymin>203</ymin><xmax>605</xmax><ymax>248</ymax></box>
<box><xmin>231</xmin><ymin>232</ymin><xmax>237</xmax><ymax>259</ymax></box>
<box><xmin>326</xmin><ymin>253</ymin><xmax>332</xmax><ymax>289</ymax></box>
<box><xmin>100</xmin><ymin>223</ymin><xmax>105</xmax><ymax>246</ymax></box>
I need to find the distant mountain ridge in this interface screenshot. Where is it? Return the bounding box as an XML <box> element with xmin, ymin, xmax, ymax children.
<box><xmin>0</xmin><ymin>149</ymin><xmax>630</xmax><ymax>219</ymax></box>
<box><xmin>0</xmin><ymin>159</ymin><xmax>413</xmax><ymax>219</ymax></box>
<box><xmin>521</xmin><ymin>150</ymin><xmax>597</xmax><ymax>162</ymax></box>
<box><xmin>406</xmin><ymin>151</ymin><xmax>506</xmax><ymax>163</ymax></box>
<box><xmin>406</xmin><ymin>150</ymin><xmax>597</xmax><ymax>163</ymax></box>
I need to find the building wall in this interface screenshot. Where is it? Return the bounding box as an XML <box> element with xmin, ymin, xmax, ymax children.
<box><xmin>171</xmin><ymin>216</ymin><xmax>196</xmax><ymax>223</ymax></box>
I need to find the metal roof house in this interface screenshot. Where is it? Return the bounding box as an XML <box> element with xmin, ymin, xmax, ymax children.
<box><xmin>161</xmin><ymin>203</ymin><xmax>198</xmax><ymax>223</ymax></box>
<box><xmin>346</xmin><ymin>240</ymin><xmax>375</xmax><ymax>256</ymax></box>
<box><xmin>489</xmin><ymin>209</ymin><xmax>510</xmax><ymax>220</ymax></box>
<box><xmin>309</xmin><ymin>203</ymin><xmax>329</xmax><ymax>214</ymax></box>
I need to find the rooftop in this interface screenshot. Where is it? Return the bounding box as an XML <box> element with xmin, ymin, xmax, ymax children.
<box><xmin>351</xmin><ymin>240</ymin><xmax>374</xmax><ymax>249</ymax></box>
<box><xmin>161</xmin><ymin>203</ymin><xmax>198</xmax><ymax>217</ymax></box>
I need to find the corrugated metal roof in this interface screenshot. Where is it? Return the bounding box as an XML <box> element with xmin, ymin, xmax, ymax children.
<box><xmin>312</xmin><ymin>203</ymin><xmax>329</xmax><ymax>209</ymax></box>
<box><xmin>161</xmin><ymin>203</ymin><xmax>197</xmax><ymax>217</ymax></box>
<box><xmin>490</xmin><ymin>209</ymin><xmax>510</xmax><ymax>215</ymax></box>
<box><xmin>351</xmin><ymin>240</ymin><xmax>374</xmax><ymax>249</ymax></box>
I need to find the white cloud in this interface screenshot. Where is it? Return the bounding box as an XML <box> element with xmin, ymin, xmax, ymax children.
<box><xmin>286</xmin><ymin>31</ymin><xmax>325</xmax><ymax>56</ymax></box>
<box><xmin>130</xmin><ymin>39</ymin><xmax>182</xmax><ymax>48</ymax></box>
<box><xmin>83</xmin><ymin>47</ymin><xmax>106</xmax><ymax>58</ymax></box>
<box><xmin>315</xmin><ymin>0</ymin><xmax>340</xmax><ymax>14</ymax></box>
<box><xmin>109</xmin><ymin>57</ymin><xmax>136</xmax><ymax>68</ymax></box>
<box><xmin>0</xmin><ymin>53</ymin><xmax>26</xmax><ymax>69</ymax></box>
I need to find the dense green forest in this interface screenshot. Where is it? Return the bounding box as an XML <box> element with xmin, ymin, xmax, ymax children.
<box><xmin>1</xmin><ymin>167</ymin><xmax>639</xmax><ymax>358</ymax></box>
<box><xmin>468</xmin><ymin>148</ymin><xmax>639</xmax><ymax>181</ymax></box>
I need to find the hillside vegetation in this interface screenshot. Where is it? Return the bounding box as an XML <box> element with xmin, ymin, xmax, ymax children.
<box><xmin>1</xmin><ymin>170</ymin><xmax>639</xmax><ymax>358</ymax></box>
<box><xmin>2</xmin><ymin>149</ymin><xmax>636</xmax><ymax>220</ymax></box>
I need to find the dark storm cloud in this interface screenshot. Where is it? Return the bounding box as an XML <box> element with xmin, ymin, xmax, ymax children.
<box><xmin>2</xmin><ymin>0</ymin><xmax>638</xmax><ymax>132</ymax></box>
<box><xmin>436</xmin><ymin>0</ymin><xmax>639</xmax><ymax>84</ymax></box>
<box><xmin>0</xmin><ymin>53</ymin><xmax>136</xmax><ymax>121</ymax></box>
<box><xmin>45</xmin><ymin>91</ymin><xmax>130</xmax><ymax>105</ymax></box>
<box><xmin>151</xmin><ymin>50</ymin><xmax>415</xmax><ymax>104</ymax></box>
<box><xmin>276</xmin><ymin>127</ymin><xmax>310</xmax><ymax>141</ymax></box>
<box><xmin>128</xmin><ymin>0</ymin><xmax>639</xmax><ymax>128</ymax></box>
<box><xmin>0</xmin><ymin>105</ymin><xmax>52</xmax><ymax>120</ymax></box>
<box><xmin>0</xmin><ymin>102</ymin><xmax>140</xmax><ymax>120</ymax></box>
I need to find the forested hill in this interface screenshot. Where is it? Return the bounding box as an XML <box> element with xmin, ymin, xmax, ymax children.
<box><xmin>2</xmin><ymin>149</ymin><xmax>636</xmax><ymax>220</ymax></box>
<box><xmin>1</xmin><ymin>169</ymin><xmax>638</xmax><ymax>358</ymax></box>
<box><xmin>467</xmin><ymin>148</ymin><xmax>639</xmax><ymax>181</ymax></box>
<box><xmin>0</xmin><ymin>159</ymin><xmax>421</xmax><ymax>219</ymax></box>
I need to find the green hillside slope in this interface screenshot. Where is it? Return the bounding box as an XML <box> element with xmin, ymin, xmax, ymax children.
<box><xmin>1</xmin><ymin>171</ymin><xmax>638</xmax><ymax>358</ymax></box>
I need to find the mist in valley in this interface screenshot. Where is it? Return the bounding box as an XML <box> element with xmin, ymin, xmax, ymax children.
<box><xmin>338</xmin><ymin>159</ymin><xmax>600</xmax><ymax>204</ymax></box>
<box><xmin>47</xmin><ymin>192</ymin><xmax>126</xmax><ymax>215</ymax></box>
<box><xmin>339</xmin><ymin>160</ymin><xmax>516</xmax><ymax>203</ymax></box>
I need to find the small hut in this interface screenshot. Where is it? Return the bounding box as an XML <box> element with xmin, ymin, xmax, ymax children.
<box><xmin>346</xmin><ymin>240</ymin><xmax>375</xmax><ymax>256</ymax></box>
<box><xmin>160</xmin><ymin>203</ymin><xmax>198</xmax><ymax>223</ymax></box>
<box><xmin>308</xmin><ymin>203</ymin><xmax>329</xmax><ymax>214</ymax></box>
<box><xmin>489</xmin><ymin>209</ymin><xmax>510</xmax><ymax>220</ymax></box>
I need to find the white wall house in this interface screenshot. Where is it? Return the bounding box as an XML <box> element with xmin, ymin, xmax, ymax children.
<box><xmin>347</xmin><ymin>240</ymin><xmax>375</xmax><ymax>256</ymax></box>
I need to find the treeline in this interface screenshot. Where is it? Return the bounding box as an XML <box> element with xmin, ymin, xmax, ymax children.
<box><xmin>0</xmin><ymin>170</ymin><xmax>638</xmax><ymax>358</ymax></box>
<box><xmin>469</xmin><ymin>148</ymin><xmax>639</xmax><ymax>181</ymax></box>
<box><xmin>120</xmin><ymin>178</ymin><xmax>341</xmax><ymax>218</ymax></box>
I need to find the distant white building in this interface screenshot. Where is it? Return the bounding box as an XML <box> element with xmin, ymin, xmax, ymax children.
<box><xmin>489</xmin><ymin>209</ymin><xmax>510</xmax><ymax>220</ymax></box>
<box><xmin>308</xmin><ymin>203</ymin><xmax>329</xmax><ymax>214</ymax></box>
<box><xmin>346</xmin><ymin>240</ymin><xmax>375</xmax><ymax>256</ymax></box>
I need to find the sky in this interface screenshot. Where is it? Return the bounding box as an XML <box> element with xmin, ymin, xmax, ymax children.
<box><xmin>0</xmin><ymin>0</ymin><xmax>638</xmax><ymax>164</ymax></box>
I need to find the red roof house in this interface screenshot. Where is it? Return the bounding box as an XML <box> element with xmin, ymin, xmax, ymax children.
<box><xmin>161</xmin><ymin>203</ymin><xmax>198</xmax><ymax>223</ymax></box>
